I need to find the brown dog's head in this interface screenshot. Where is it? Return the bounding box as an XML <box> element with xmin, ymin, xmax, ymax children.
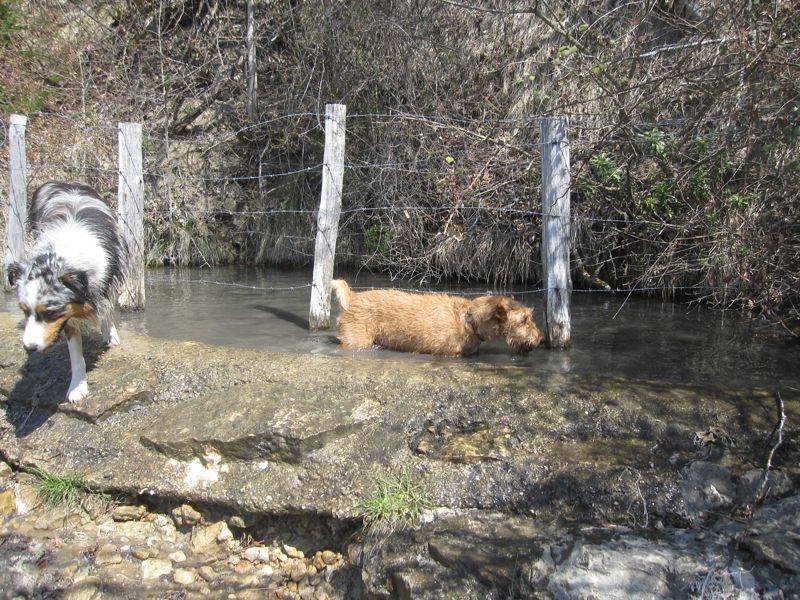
<box><xmin>466</xmin><ymin>296</ymin><xmax>545</xmax><ymax>353</ymax></box>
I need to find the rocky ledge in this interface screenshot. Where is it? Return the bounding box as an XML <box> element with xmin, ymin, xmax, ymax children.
<box><xmin>0</xmin><ymin>311</ymin><xmax>798</xmax><ymax>597</ymax></box>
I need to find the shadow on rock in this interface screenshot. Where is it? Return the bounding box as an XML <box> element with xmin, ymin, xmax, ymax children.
<box><xmin>4</xmin><ymin>335</ymin><xmax>108</xmax><ymax>438</ymax></box>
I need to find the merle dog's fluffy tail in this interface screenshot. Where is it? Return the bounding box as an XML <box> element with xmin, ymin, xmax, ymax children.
<box><xmin>330</xmin><ymin>279</ymin><xmax>352</xmax><ymax>311</ymax></box>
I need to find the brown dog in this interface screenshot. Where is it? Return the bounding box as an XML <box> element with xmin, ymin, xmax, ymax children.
<box><xmin>331</xmin><ymin>279</ymin><xmax>545</xmax><ymax>356</ymax></box>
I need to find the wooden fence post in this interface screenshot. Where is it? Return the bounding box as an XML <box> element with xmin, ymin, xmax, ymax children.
<box><xmin>540</xmin><ymin>117</ymin><xmax>572</xmax><ymax>349</ymax></box>
<box><xmin>309</xmin><ymin>103</ymin><xmax>347</xmax><ymax>330</ymax></box>
<box><xmin>4</xmin><ymin>114</ymin><xmax>27</xmax><ymax>287</ymax></box>
<box><xmin>117</xmin><ymin>122</ymin><xmax>145</xmax><ymax>310</ymax></box>
<box><xmin>245</xmin><ymin>0</ymin><xmax>258</xmax><ymax>121</ymax></box>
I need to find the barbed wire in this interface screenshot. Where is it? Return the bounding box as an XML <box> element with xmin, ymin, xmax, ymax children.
<box><xmin>3</xmin><ymin>110</ymin><xmax>720</xmax><ymax>149</ymax></box>
<box><xmin>4</xmin><ymin>110</ymin><xmax>757</xmax><ymax>301</ymax></box>
<box><xmin>160</xmin><ymin>277</ymin><xmax>734</xmax><ymax>298</ymax></box>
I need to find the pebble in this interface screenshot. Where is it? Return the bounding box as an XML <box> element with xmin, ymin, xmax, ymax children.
<box><xmin>244</xmin><ymin>546</ymin><xmax>271</xmax><ymax>562</ymax></box>
<box><xmin>112</xmin><ymin>505</ymin><xmax>147</xmax><ymax>522</ymax></box>
<box><xmin>173</xmin><ymin>568</ymin><xmax>196</xmax><ymax>585</ymax></box>
<box><xmin>142</xmin><ymin>558</ymin><xmax>172</xmax><ymax>580</ymax></box>
<box><xmin>172</xmin><ymin>503</ymin><xmax>203</xmax><ymax>526</ymax></box>
<box><xmin>94</xmin><ymin>544</ymin><xmax>123</xmax><ymax>566</ymax></box>
<box><xmin>0</xmin><ymin>466</ymin><xmax>350</xmax><ymax>598</ymax></box>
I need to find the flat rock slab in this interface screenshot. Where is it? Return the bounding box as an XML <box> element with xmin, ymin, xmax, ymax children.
<box><xmin>0</xmin><ymin>311</ymin><xmax>797</xmax><ymax>523</ymax></box>
<box><xmin>140</xmin><ymin>382</ymin><xmax>381</xmax><ymax>463</ymax></box>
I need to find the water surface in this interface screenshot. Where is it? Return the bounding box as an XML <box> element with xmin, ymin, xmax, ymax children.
<box><xmin>3</xmin><ymin>266</ymin><xmax>797</xmax><ymax>389</ymax></box>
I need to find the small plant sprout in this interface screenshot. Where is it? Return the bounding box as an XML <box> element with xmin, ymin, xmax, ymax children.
<box><xmin>361</xmin><ymin>469</ymin><xmax>431</xmax><ymax>538</ymax></box>
<box><xmin>31</xmin><ymin>467</ymin><xmax>91</xmax><ymax>506</ymax></box>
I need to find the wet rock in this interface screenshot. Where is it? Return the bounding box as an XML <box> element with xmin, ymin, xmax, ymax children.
<box><xmin>0</xmin><ymin>461</ymin><xmax>12</xmax><ymax>479</ymax></box>
<box><xmin>140</xmin><ymin>382</ymin><xmax>379</xmax><ymax>464</ymax></box>
<box><xmin>198</xmin><ymin>565</ymin><xmax>217</xmax><ymax>582</ymax></box>
<box><xmin>0</xmin><ymin>489</ymin><xmax>14</xmax><ymax>516</ymax></box>
<box><xmin>141</xmin><ymin>558</ymin><xmax>172</xmax><ymax>580</ymax></box>
<box><xmin>63</xmin><ymin>576</ymin><xmax>102</xmax><ymax>600</ymax></box>
<box><xmin>168</xmin><ymin>549</ymin><xmax>187</xmax><ymax>563</ymax></box>
<box><xmin>174</xmin><ymin>567</ymin><xmax>196</xmax><ymax>584</ymax></box>
<box><xmin>94</xmin><ymin>543</ymin><xmax>122</xmax><ymax>566</ymax></box>
<box><xmin>102</xmin><ymin>519</ymin><xmax>157</xmax><ymax>540</ymax></box>
<box><xmin>234</xmin><ymin>558</ymin><xmax>254</xmax><ymax>574</ymax></box>
<box><xmin>411</xmin><ymin>419</ymin><xmax>514</xmax><ymax>463</ymax></box>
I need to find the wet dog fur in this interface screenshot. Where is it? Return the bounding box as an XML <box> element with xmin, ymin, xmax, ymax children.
<box><xmin>7</xmin><ymin>182</ymin><xmax>129</xmax><ymax>402</ymax></box>
<box><xmin>331</xmin><ymin>279</ymin><xmax>545</xmax><ymax>356</ymax></box>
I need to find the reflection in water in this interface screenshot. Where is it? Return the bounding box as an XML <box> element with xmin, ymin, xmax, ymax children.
<box><xmin>2</xmin><ymin>266</ymin><xmax>797</xmax><ymax>388</ymax></box>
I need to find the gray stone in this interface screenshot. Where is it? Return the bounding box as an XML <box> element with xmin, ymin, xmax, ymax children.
<box><xmin>681</xmin><ymin>461</ymin><xmax>736</xmax><ymax>519</ymax></box>
<box><xmin>737</xmin><ymin>469</ymin><xmax>793</xmax><ymax>503</ymax></box>
<box><xmin>741</xmin><ymin>496</ymin><xmax>800</xmax><ymax>574</ymax></box>
<box><xmin>548</xmin><ymin>535</ymin><xmax>706</xmax><ymax>599</ymax></box>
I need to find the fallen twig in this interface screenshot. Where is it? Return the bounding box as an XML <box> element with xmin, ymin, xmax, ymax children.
<box><xmin>755</xmin><ymin>391</ymin><xmax>786</xmax><ymax>505</ymax></box>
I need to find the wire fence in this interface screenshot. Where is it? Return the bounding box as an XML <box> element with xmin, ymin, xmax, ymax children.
<box><xmin>1</xmin><ymin>109</ymin><xmax>759</xmax><ymax>305</ymax></box>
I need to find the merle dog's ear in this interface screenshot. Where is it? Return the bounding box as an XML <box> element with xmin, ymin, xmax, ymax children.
<box><xmin>60</xmin><ymin>271</ymin><xmax>89</xmax><ymax>302</ymax></box>
<box><xmin>7</xmin><ymin>262</ymin><xmax>25</xmax><ymax>287</ymax></box>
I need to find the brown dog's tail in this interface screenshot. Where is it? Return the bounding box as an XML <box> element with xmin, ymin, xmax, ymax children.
<box><xmin>330</xmin><ymin>279</ymin><xmax>352</xmax><ymax>311</ymax></box>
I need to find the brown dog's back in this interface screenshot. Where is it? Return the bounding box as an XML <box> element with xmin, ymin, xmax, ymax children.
<box><xmin>331</xmin><ymin>280</ymin><xmax>479</xmax><ymax>355</ymax></box>
<box><xmin>331</xmin><ymin>279</ymin><xmax>544</xmax><ymax>356</ymax></box>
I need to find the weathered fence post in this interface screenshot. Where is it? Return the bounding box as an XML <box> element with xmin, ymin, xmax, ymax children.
<box><xmin>309</xmin><ymin>103</ymin><xmax>347</xmax><ymax>330</ymax></box>
<box><xmin>4</xmin><ymin>114</ymin><xmax>27</xmax><ymax>287</ymax></box>
<box><xmin>540</xmin><ymin>117</ymin><xmax>572</xmax><ymax>349</ymax></box>
<box><xmin>245</xmin><ymin>0</ymin><xmax>258</xmax><ymax>121</ymax></box>
<box><xmin>117</xmin><ymin>122</ymin><xmax>145</xmax><ymax>310</ymax></box>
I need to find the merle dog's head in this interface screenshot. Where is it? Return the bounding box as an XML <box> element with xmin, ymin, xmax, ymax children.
<box><xmin>8</xmin><ymin>255</ymin><xmax>90</xmax><ymax>352</ymax></box>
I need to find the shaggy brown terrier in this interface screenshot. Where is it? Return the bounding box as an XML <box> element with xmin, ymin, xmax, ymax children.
<box><xmin>331</xmin><ymin>279</ymin><xmax>545</xmax><ymax>356</ymax></box>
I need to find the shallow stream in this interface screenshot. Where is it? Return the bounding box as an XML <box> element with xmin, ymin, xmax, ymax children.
<box><xmin>5</xmin><ymin>266</ymin><xmax>793</xmax><ymax>389</ymax></box>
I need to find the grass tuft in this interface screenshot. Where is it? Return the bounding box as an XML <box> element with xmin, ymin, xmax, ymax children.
<box><xmin>361</xmin><ymin>469</ymin><xmax>431</xmax><ymax>538</ymax></box>
<box><xmin>31</xmin><ymin>467</ymin><xmax>91</xmax><ymax>506</ymax></box>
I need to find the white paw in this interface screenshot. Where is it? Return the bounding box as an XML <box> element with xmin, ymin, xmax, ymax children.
<box><xmin>67</xmin><ymin>379</ymin><xmax>89</xmax><ymax>403</ymax></box>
